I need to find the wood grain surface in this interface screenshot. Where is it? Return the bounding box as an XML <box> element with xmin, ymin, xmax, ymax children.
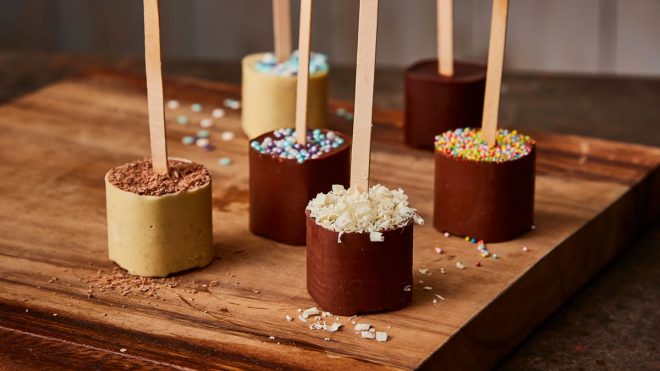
<box><xmin>0</xmin><ymin>71</ymin><xmax>657</xmax><ymax>370</ymax></box>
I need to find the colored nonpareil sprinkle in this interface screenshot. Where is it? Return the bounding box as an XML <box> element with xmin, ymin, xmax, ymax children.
<box><xmin>255</xmin><ymin>50</ymin><xmax>328</xmax><ymax>77</ymax></box>
<box><xmin>182</xmin><ymin>136</ymin><xmax>196</xmax><ymax>145</ymax></box>
<box><xmin>435</xmin><ymin>127</ymin><xmax>534</xmax><ymax>162</ymax></box>
<box><xmin>224</xmin><ymin>99</ymin><xmax>241</xmax><ymax>110</ymax></box>
<box><xmin>335</xmin><ymin>107</ymin><xmax>354</xmax><ymax>121</ymax></box>
<box><xmin>212</xmin><ymin>108</ymin><xmax>225</xmax><ymax>118</ymax></box>
<box><xmin>250</xmin><ymin>128</ymin><xmax>346</xmax><ymax>163</ymax></box>
<box><xmin>191</xmin><ymin>103</ymin><xmax>203</xmax><ymax>112</ymax></box>
<box><xmin>177</xmin><ymin>115</ymin><xmax>189</xmax><ymax>125</ymax></box>
<box><xmin>166</xmin><ymin>100</ymin><xmax>180</xmax><ymax>109</ymax></box>
<box><xmin>200</xmin><ymin>118</ymin><xmax>213</xmax><ymax>128</ymax></box>
<box><xmin>197</xmin><ymin>130</ymin><xmax>210</xmax><ymax>138</ymax></box>
<box><xmin>221</xmin><ymin>131</ymin><xmax>235</xmax><ymax>141</ymax></box>
<box><xmin>218</xmin><ymin>157</ymin><xmax>232</xmax><ymax>166</ymax></box>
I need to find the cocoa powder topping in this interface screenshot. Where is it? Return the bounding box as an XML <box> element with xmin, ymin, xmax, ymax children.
<box><xmin>107</xmin><ymin>159</ymin><xmax>210</xmax><ymax>196</ymax></box>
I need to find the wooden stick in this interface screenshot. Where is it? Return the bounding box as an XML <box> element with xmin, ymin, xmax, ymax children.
<box><xmin>437</xmin><ymin>0</ymin><xmax>454</xmax><ymax>76</ymax></box>
<box><xmin>295</xmin><ymin>0</ymin><xmax>313</xmax><ymax>145</ymax></box>
<box><xmin>350</xmin><ymin>0</ymin><xmax>379</xmax><ymax>193</ymax></box>
<box><xmin>481</xmin><ymin>0</ymin><xmax>509</xmax><ymax>147</ymax></box>
<box><xmin>143</xmin><ymin>0</ymin><xmax>169</xmax><ymax>175</ymax></box>
<box><xmin>273</xmin><ymin>0</ymin><xmax>292</xmax><ymax>63</ymax></box>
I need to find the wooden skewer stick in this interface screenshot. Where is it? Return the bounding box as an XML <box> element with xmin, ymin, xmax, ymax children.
<box><xmin>437</xmin><ymin>0</ymin><xmax>454</xmax><ymax>76</ymax></box>
<box><xmin>481</xmin><ymin>0</ymin><xmax>510</xmax><ymax>147</ymax></box>
<box><xmin>273</xmin><ymin>0</ymin><xmax>292</xmax><ymax>63</ymax></box>
<box><xmin>350</xmin><ymin>0</ymin><xmax>379</xmax><ymax>193</ymax></box>
<box><xmin>295</xmin><ymin>0</ymin><xmax>313</xmax><ymax>145</ymax></box>
<box><xmin>143</xmin><ymin>0</ymin><xmax>169</xmax><ymax>175</ymax></box>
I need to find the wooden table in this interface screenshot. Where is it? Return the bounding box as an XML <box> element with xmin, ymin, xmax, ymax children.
<box><xmin>0</xmin><ymin>69</ymin><xmax>657</xmax><ymax>369</ymax></box>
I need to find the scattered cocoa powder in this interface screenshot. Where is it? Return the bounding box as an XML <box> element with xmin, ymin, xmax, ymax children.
<box><xmin>107</xmin><ymin>158</ymin><xmax>210</xmax><ymax>196</ymax></box>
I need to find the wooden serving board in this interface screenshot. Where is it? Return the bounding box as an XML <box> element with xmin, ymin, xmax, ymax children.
<box><xmin>0</xmin><ymin>71</ymin><xmax>657</xmax><ymax>370</ymax></box>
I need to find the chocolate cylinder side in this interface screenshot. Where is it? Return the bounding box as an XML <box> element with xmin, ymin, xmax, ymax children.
<box><xmin>306</xmin><ymin>215</ymin><xmax>413</xmax><ymax>315</ymax></box>
<box><xmin>105</xmin><ymin>175</ymin><xmax>214</xmax><ymax>277</ymax></box>
<box><xmin>405</xmin><ymin>59</ymin><xmax>486</xmax><ymax>150</ymax></box>
<box><xmin>434</xmin><ymin>145</ymin><xmax>536</xmax><ymax>242</ymax></box>
<box><xmin>249</xmin><ymin>131</ymin><xmax>351</xmax><ymax>245</ymax></box>
<box><xmin>241</xmin><ymin>53</ymin><xmax>328</xmax><ymax>139</ymax></box>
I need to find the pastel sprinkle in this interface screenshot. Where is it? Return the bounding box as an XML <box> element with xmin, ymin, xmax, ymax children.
<box><xmin>191</xmin><ymin>103</ymin><xmax>203</xmax><ymax>112</ymax></box>
<box><xmin>200</xmin><ymin>118</ymin><xmax>213</xmax><ymax>128</ymax></box>
<box><xmin>166</xmin><ymin>100</ymin><xmax>179</xmax><ymax>109</ymax></box>
<box><xmin>435</xmin><ymin>247</ymin><xmax>443</xmax><ymax>254</ymax></box>
<box><xmin>196</xmin><ymin>138</ymin><xmax>210</xmax><ymax>147</ymax></box>
<box><xmin>255</xmin><ymin>50</ymin><xmax>328</xmax><ymax>77</ymax></box>
<box><xmin>443</xmin><ymin>232</ymin><xmax>450</xmax><ymax>237</ymax></box>
<box><xmin>435</xmin><ymin>127</ymin><xmax>534</xmax><ymax>162</ymax></box>
<box><xmin>522</xmin><ymin>246</ymin><xmax>529</xmax><ymax>252</ymax></box>
<box><xmin>224</xmin><ymin>98</ymin><xmax>241</xmax><ymax>110</ymax></box>
<box><xmin>182</xmin><ymin>136</ymin><xmax>195</xmax><ymax>145</ymax></box>
<box><xmin>197</xmin><ymin>130</ymin><xmax>210</xmax><ymax>138</ymax></box>
<box><xmin>212</xmin><ymin>108</ymin><xmax>225</xmax><ymax>118</ymax></box>
<box><xmin>456</xmin><ymin>262</ymin><xmax>465</xmax><ymax>270</ymax></box>
<box><xmin>218</xmin><ymin>157</ymin><xmax>232</xmax><ymax>166</ymax></box>
<box><xmin>221</xmin><ymin>131</ymin><xmax>235</xmax><ymax>141</ymax></box>
<box><xmin>176</xmin><ymin>115</ymin><xmax>189</xmax><ymax>125</ymax></box>
<box><xmin>250</xmin><ymin>128</ymin><xmax>346</xmax><ymax>163</ymax></box>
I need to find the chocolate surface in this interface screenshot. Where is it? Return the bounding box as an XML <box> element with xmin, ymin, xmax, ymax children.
<box><xmin>306</xmin><ymin>214</ymin><xmax>413</xmax><ymax>315</ymax></box>
<box><xmin>405</xmin><ymin>59</ymin><xmax>486</xmax><ymax>149</ymax></box>
<box><xmin>434</xmin><ymin>144</ymin><xmax>536</xmax><ymax>242</ymax></box>
<box><xmin>106</xmin><ymin>159</ymin><xmax>210</xmax><ymax>196</ymax></box>
<box><xmin>249</xmin><ymin>130</ymin><xmax>351</xmax><ymax>245</ymax></box>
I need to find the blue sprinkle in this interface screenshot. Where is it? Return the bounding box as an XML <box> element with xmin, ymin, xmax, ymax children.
<box><xmin>218</xmin><ymin>157</ymin><xmax>232</xmax><ymax>166</ymax></box>
<box><xmin>182</xmin><ymin>136</ymin><xmax>196</xmax><ymax>145</ymax></box>
<box><xmin>197</xmin><ymin>130</ymin><xmax>210</xmax><ymax>138</ymax></box>
<box><xmin>191</xmin><ymin>103</ymin><xmax>203</xmax><ymax>112</ymax></box>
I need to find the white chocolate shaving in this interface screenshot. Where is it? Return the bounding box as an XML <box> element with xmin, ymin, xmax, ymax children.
<box><xmin>369</xmin><ymin>232</ymin><xmax>384</xmax><ymax>242</ymax></box>
<box><xmin>354</xmin><ymin>323</ymin><xmax>371</xmax><ymax>331</ymax></box>
<box><xmin>375</xmin><ymin>332</ymin><xmax>388</xmax><ymax>342</ymax></box>
<box><xmin>307</xmin><ymin>184</ymin><xmax>424</xmax><ymax>234</ymax></box>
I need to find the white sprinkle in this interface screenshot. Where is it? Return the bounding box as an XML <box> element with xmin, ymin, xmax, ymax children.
<box><xmin>435</xmin><ymin>247</ymin><xmax>443</xmax><ymax>254</ymax></box>
<box><xmin>269</xmin><ymin>336</ymin><xmax>276</xmax><ymax>340</ymax></box>
<box><xmin>212</xmin><ymin>108</ymin><xmax>226</xmax><ymax>118</ymax></box>
<box><xmin>361</xmin><ymin>331</ymin><xmax>376</xmax><ymax>339</ymax></box>
<box><xmin>531</xmin><ymin>225</ymin><xmax>536</xmax><ymax>230</ymax></box>
<box><xmin>522</xmin><ymin>246</ymin><xmax>529</xmax><ymax>252</ymax></box>
<box><xmin>196</xmin><ymin>138</ymin><xmax>210</xmax><ymax>147</ymax></box>
<box><xmin>166</xmin><ymin>100</ymin><xmax>179</xmax><ymax>109</ymax></box>
<box><xmin>297</xmin><ymin>308</ymin><xmax>302</xmax><ymax>313</ymax></box>
<box><xmin>285</xmin><ymin>315</ymin><xmax>292</xmax><ymax>322</ymax></box>
<box><xmin>435</xmin><ymin>294</ymin><xmax>445</xmax><ymax>300</ymax></box>
<box><xmin>354</xmin><ymin>323</ymin><xmax>371</xmax><ymax>331</ymax></box>
<box><xmin>440</xmin><ymin>267</ymin><xmax>446</xmax><ymax>274</ymax></box>
<box><xmin>418</xmin><ymin>268</ymin><xmax>429</xmax><ymax>275</ymax></box>
<box><xmin>120</xmin><ymin>348</ymin><xmax>127</xmax><ymax>353</ymax></box>
<box><xmin>375</xmin><ymin>332</ymin><xmax>388</xmax><ymax>342</ymax></box>
<box><xmin>456</xmin><ymin>262</ymin><xmax>465</xmax><ymax>270</ymax></box>
<box><xmin>322</xmin><ymin>311</ymin><xmax>333</xmax><ymax>317</ymax></box>
<box><xmin>443</xmin><ymin>232</ymin><xmax>450</xmax><ymax>237</ymax></box>
<box><xmin>403</xmin><ymin>285</ymin><xmax>412</xmax><ymax>292</ymax></box>
<box><xmin>433</xmin><ymin>298</ymin><xmax>438</xmax><ymax>304</ymax></box>
<box><xmin>25</xmin><ymin>309</ymin><xmax>28</xmax><ymax>312</ymax></box>
<box><xmin>369</xmin><ymin>231</ymin><xmax>384</xmax><ymax>242</ymax></box>
<box><xmin>324</xmin><ymin>337</ymin><xmax>331</xmax><ymax>341</ymax></box>
<box><xmin>200</xmin><ymin>118</ymin><xmax>213</xmax><ymax>128</ymax></box>
<box><xmin>221</xmin><ymin>131</ymin><xmax>235</xmax><ymax>141</ymax></box>
<box><xmin>53</xmin><ymin>313</ymin><xmax>58</xmax><ymax>317</ymax></box>
<box><xmin>423</xmin><ymin>286</ymin><xmax>432</xmax><ymax>291</ymax></box>
<box><xmin>337</xmin><ymin>232</ymin><xmax>344</xmax><ymax>243</ymax></box>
